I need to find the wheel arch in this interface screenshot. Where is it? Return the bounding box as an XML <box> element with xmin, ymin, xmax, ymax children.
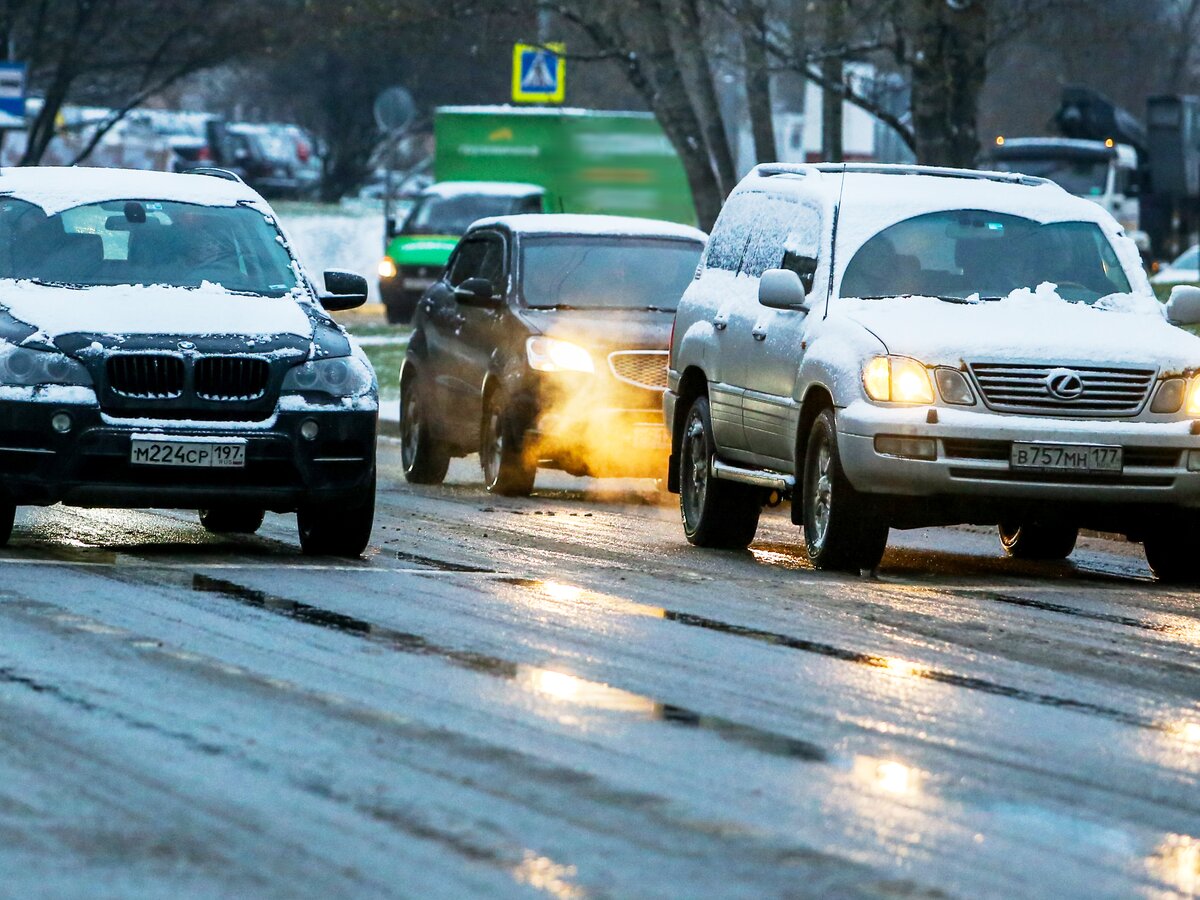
<box><xmin>791</xmin><ymin>383</ymin><xmax>835</xmax><ymax>525</ymax></box>
<box><xmin>667</xmin><ymin>366</ymin><xmax>709</xmax><ymax>493</ymax></box>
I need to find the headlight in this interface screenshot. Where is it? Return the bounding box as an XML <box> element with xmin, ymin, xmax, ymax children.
<box><xmin>1186</xmin><ymin>375</ymin><xmax>1200</xmax><ymax>417</ymax></box>
<box><xmin>862</xmin><ymin>356</ymin><xmax>933</xmax><ymax>404</ymax></box>
<box><xmin>0</xmin><ymin>345</ymin><xmax>92</xmax><ymax>387</ymax></box>
<box><xmin>282</xmin><ymin>356</ymin><xmax>375</xmax><ymax>398</ymax></box>
<box><xmin>934</xmin><ymin>368</ymin><xmax>976</xmax><ymax>406</ymax></box>
<box><xmin>526</xmin><ymin>336</ymin><xmax>593</xmax><ymax>374</ymax></box>
<box><xmin>378</xmin><ymin>257</ymin><xmax>398</xmax><ymax>280</ymax></box>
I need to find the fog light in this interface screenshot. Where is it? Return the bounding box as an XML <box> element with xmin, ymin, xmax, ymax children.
<box><xmin>1153</xmin><ymin>378</ymin><xmax>1186</xmax><ymax>414</ymax></box>
<box><xmin>51</xmin><ymin>412</ymin><xmax>72</xmax><ymax>434</ymax></box>
<box><xmin>874</xmin><ymin>434</ymin><xmax>937</xmax><ymax>461</ymax></box>
<box><xmin>300</xmin><ymin>419</ymin><xmax>319</xmax><ymax>441</ymax></box>
<box><xmin>1188</xmin><ymin>450</ymin><xmax>1200</xmax><ymax>472</ymax></box>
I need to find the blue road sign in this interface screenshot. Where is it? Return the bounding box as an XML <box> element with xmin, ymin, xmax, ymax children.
<box><xmin>0</xmin><ymin>63</ymin><xmax>26</xmax><ymax>120</ymax></box>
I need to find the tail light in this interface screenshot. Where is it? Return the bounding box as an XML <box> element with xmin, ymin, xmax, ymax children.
<box><xmin>296</xmin><ymin>140</ymin><xmax>311</xmax><ymax>163</ymax></box>
<box><xmin>197</xmin><ymin>145</ymin><xmax>211</xmax><ymax>161</ymax></box>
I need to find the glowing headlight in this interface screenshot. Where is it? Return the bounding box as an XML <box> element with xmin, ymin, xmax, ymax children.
<box><xmin>378</xmin><ymin>257</ymin><xmax>398</xmax><ymax>280</ymax></box>
<box><xmin>1186</xmin><ymin>375</ymin><xmax>1200</xmax><ymax>417</ymax></box>
<box><xmin>282</xmin><ymin>356</ymin><xmax>375</xmax><ymax>398</ymax></box>
<box><xmin>862</xmin><ymin>356</ymin><xmax>933</xmax><ymax>404</ymax></box>
<box><xmin>0</xmin><ymin>345</ymin><xmax>92</xmax><ymax>387</ymax></box>
<box><xmin>526</xmin><ymin>337</ymin><xmax>593</xmax><ymax>374</ymax></box>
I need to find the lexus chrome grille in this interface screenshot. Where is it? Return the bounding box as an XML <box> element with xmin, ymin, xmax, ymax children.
<box><xmin>969</xmin><ymin>363</ymin><xmax>1155</xmax><ymax>417</ymax></box>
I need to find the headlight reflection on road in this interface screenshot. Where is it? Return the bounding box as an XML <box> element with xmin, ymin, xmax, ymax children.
<box><xmin>852</xmin><ymin>755</ymin><xmax>923</xmax><ymax>796</ymax></box>
<box><xmin>518</xmin><ymin>665</ymin><xmax>661</xmax><ymax>717</ymax></box>
<box><xmin>877</xmin><ymin>657</ymin><xmax>927</xmax><ymax>679</ymax></box>
<box><xmin>519</xmin><ymin>578</ymin><xmax>667</xmax><ymax>621</ymax></box>
<box><xmin>511</xmin><ymin>850</ymin><xmax>587</xmax><ymax>900</ymax></box>
<box><xmin>1147</xmin><ymin>834</ymin><xmax>1200</xmax><ymax>895</ymax></box>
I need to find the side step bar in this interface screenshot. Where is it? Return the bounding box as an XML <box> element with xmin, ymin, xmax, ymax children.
<box><xmin>711</xmin><ymin>459</ymin><xmax>795</xmax><ymax>493</ymax></box>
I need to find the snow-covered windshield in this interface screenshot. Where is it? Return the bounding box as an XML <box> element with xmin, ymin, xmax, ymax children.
<box><xmin>991</xmin><ymin>156</ymin><xmax>1109</xmax><ymax>197</ymax></box>
<box><xmin>521</xmin><ymin>237</ymin><xmax>702</xmax><ymax>311</ymax></box>
<box><xmin>841</xmin><ymin>210</ymin><xmax>1131</xmax><ymax>305</ymax></box>
<box><xmin>0</xmin><ymin>198</ymin><xmax>299</xmax><ymax>296</ymax></box>
<box><xmin>403</xmin><ymin>193</ymin><xmax>542</xmax><ymax>236</ymax></box>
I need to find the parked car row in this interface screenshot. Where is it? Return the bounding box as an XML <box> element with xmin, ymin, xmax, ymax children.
<box><xmin>399</xmin><ymin>164</ymin><xmax>1200</xmax><ymax>584</ymax></box>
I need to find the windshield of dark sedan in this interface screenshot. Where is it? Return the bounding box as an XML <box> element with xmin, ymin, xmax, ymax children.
<box><xmin>402</xmin><ymin>193</ymin><xmax>542</xmax><ymax>236</ymax></box>
<box><xmin>521</xmin><ymin>236</ymin><xmax>703</xmax><ymax>311</ymax></box>
<box><xmin>0</xmin><ymin>198</ymin><xmax>300</xmax><ymax>296</ymax></box>
<box><xmin>840</xmin><ymin>210</ymin><xmax>1132</xmax><ymax>304</ymax></box>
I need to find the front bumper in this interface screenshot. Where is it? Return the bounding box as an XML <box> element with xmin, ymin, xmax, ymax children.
<box><xmin>0</xmin><ymin>400</ymin><xmax>376</xmax><ymax>511</ymax></box>
<box><xmin>838</xmin><ymin>400</ymin><xmax>1200</xmax><ymax>507</ymax></box>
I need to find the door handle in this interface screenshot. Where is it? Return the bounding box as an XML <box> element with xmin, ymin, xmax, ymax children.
<box><xmin>712</xmin><ymin>314</ymin><xmax>728</xmax><ymax>331</ymax></box>
<box><xmin>751</xmin><ymin>326</ymin><xmax>768</xmax><ymax>342</ymax></box>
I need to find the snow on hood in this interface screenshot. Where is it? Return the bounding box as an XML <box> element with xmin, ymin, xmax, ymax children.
<box><xmin>837</xmin><ymin>283</ymin><xmax>1200</xmax><ymax>373</ymax></box>
<box><xmin>475</xmin><ymin>213</ymin><xmax>707</xmax><ymax>242</ymax></box>
<box><xmin>0</xmin><ymin>280</ymin><xmax>313</xmax><ymax>340</ymax></box>
<box><xmin>0</xmin><ymin>167</ymin><xmax>264</xmax><ymax>216</ymax></box>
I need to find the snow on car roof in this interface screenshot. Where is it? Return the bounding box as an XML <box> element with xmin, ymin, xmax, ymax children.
<box><xmin>474</xmin><ymin>213</ymin><xmax>706</xmax><ymax>242</ymax></box>
<box><xmin>423</xmin><ymin>180</ymin><xmax>545</xmax><ymax>198</ymax></box>
<box><xmin>0</xmin><ymin>166</ymin><xmax>264</xmax><ymax>215</ymax></box>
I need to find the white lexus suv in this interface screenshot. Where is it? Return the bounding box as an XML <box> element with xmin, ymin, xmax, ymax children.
<box><xmin>665</xmin><ymin>163</ymin><xmax>1200</xmax><ymax>581</ymax></box>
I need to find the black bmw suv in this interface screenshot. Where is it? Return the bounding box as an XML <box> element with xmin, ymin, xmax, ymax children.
<box><xmin>0</xmin><ymin>166</ymin><xmax>377</xmax><ymax>556</ymax></box>
<box><xmin>398</xmin><ymin>214</ymin><xmax>705</xmax><ymax>495</ymax></box>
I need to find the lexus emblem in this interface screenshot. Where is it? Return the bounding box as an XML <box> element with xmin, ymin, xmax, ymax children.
<box><xmin>178</xmin><ymin>340</ymin><xmax>196</xmax><ymax>351</ymax></box>
<box><xmin>1046</xmin><ymin>368</ymin><xmax>1084</xmax><ymax>400</ymax></box>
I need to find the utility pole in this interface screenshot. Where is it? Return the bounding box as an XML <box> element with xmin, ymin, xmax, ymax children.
<box><xmin>821</xmin><ymin>0</ymin><xmax>844</xmax><ymax>163</ymax></box>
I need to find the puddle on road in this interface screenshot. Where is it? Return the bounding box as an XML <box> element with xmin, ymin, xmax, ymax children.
<box><xmin>190</xmin><ymin>574</ymin><xmax>827</xmax><ymax>763</ymax></box>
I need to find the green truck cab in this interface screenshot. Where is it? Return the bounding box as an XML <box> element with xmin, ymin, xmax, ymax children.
<box><xmin>379</xmin><ymin>181</ymin><xmax>545</xmax><ymax>324</ymax></box>
<box><xmin>378</xmin><ymin>106</ymin><xmax>696</xmax><ymax>325</ymax></box>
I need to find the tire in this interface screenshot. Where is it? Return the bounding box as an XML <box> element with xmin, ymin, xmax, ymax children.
<box><xmin>0</xmin><ymin>501</ymin><xmax>14</xmax><ymax>547</ymax></box>
<box><xmin>199</xmin><ymin>507</ymin><xmax>265</xmax><ymax>534</ymax></box>
<box><xmin>1143</xmin><ymin>527</ymin><xmax>1200</xmax><ymax>584</ymax></box>
<box><xmin>400</xmin><ymin>369</ymin><xmax>450</xmax><ymax>485</ymax></box>
<box><xmin>678</xmin><ymin>395</ymin><xmax>761</xmax><ymax>548</ymax></box>
<box><xmin>801</xmin><ymin>408</ymin><xmax>888</xmax><ymax>572</ymax></box>
<box><xmin>297</xmin><ymin>470</ymin><xmax>376</xmax><ymax>557</ymax></box>
<box><xmin>997</xmin><ymin>522</ymin><xmax>1078</xmax><ymax>560</ymax></box>
<box><xmin>481</xmin><ymin>391</ymin><xmax>536</xmax><ymax>497</ymax></box>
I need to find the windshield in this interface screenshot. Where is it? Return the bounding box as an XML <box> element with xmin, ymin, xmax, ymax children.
<box><xmin>521</xmin><ymin>237</ymin><xmax>702</xmax><ymax>311</ymax></box>
<box><xmin>0</xmin><ymin>198</ymin><xmax>300</xmax><ymax>296</ymax></box>
<box><xmin>403</xmin><ymin>193</ymin><xmax>542</xmax><ymax>236</ymax></box>
<box><xmin>841</xmin><ymin>210</ymin><xmax>1132</xmax><ymax>305</ymax></box>
<box><xmin>1171</xmin><ymin>246</ymin><xmax>1199</xmax><ymax>270</ymax></box>
<box><xmin>992</xmin><ymin>156</ymin><xmax>1110</xmax><ymax>196</ymax></box>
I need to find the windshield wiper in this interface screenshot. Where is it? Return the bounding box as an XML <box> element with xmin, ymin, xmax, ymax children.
<box><xmin>528</xmin><ymin>303</ymin><xmax>582</xmax><ymax>310</ymax></box>
<box><xmin>853</xmin><ymin>293</ymin><xmax>978</xmax><ymax>305</ymax></box>
<box><xmin>642</xmin><ymin>305</ymin><xmax>676</xmax><ymax>312</ymax></box>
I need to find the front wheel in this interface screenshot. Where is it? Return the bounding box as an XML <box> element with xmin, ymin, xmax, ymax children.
<box><xmin>678</xmin><ymin>396</ymin><xmax>761</xmax><ymax>548</ymax></box>
<box><xmin>481</xmin><ymin>392</ymin><xmax>536</xmax><ymax>496</ymax></box>
<box><xmin>199</xmin><ymin>507</ymin><xmax>265</xmax><ymax>534</ymax></box>
<box><xmin>297</xmin><ymin>470</ymin><xmax>376</xmax><ymax>557</ymax></box>
<box><xmin>1143</xmin><ymin>527</ymin><xmax>1200</xmax><ymax>584</ymax></box>
<box><xmin>998</xmin><ymin>522</ymin><xmax>1078</xmax><ymax>560</ymax></box>
<box><xmin>400</xmin><ymin>369</ymin><xmax>450</xmax><ymax>485</ymax></box>
<box><xmin>801</xmin><ymin>408</ymin><xmax>888</xmax><ymax>572</ymax></box>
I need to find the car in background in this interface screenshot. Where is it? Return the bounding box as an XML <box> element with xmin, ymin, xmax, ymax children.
<box><xmin>0</xmin><ymin>166</ymin><xmax>378</xmax><ymax>556</ymax></box>
<box><xmin>667</xmin><ymin>162</ymin><xmax>1200</xmax><ymax>582</ymax></box>
<box><xmin>378</xmin><ymin>181</ymin><xmax>546</xmax><ymax>325</ymax></box>
<box><xmin>1151</xmin><ymin>245</ymin><xmax>1199</xmax><ymax>287</ymax></box>
<box><xmin>227</xmin><ymin>124</ymin><xmax>316</xmax><ymax>200</ymax></box>
<box><xmin>399</xmin><ymin>214</ymin><xmax>705</xmax><ymax>495</ymax></box>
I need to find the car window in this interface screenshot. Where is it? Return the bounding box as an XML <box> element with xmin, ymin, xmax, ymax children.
<box><xmin>521</xmin><ymin>236</ymin><xmax>702</xmax><ymax>311</ymax></box>
<box><xmin>447</xmin><ymin>234</ymin><xmax>505</xmax><ymax>288</ymax></box>
<box><xmin>404</xmin><ymin>193</ymin><xmax>538</xmax><ymax>236</ymax></box>
<box><xmin>704</xmin><ymin>193</ymin><xmax>755</xmax><ymax>272</ymax></box>
<box><xmin>741</xmin><ymin>199</ymin><xmax>820</xmax><ymax>279</ymax></box>
<box><xmin>840</xmin><ymin>209</ymin><xmax>1132</xmax><ymax>305</ymax></box>
<box><xmin>0</xmin><ymin>197</ymin><xmax>300</xmax><ymax>296</ymax></box>
<box><xmin>1173</xmin><ymin>246</ymin><xmax>1199</xmax><ymax>270</ymax></box>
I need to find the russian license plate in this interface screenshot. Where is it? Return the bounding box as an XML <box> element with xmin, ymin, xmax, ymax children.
<box><xmin>1010</xmin><ymin>442</ymin><xmax>1122</xmax><ymax>474</ymax></box>
<box><xmin>632</xmin><ymin>424</ymin><xmax>671</xmax><ymax>451</ymax></box>
<box><xmin>130</xmin><ymin>435</ymin><xmax>246</xmax><ymax>468</ymax></box>
<box><xmin>402</xmin><ymin>277</ymin><xmax>434</xmax><ymax>291</ymax></box>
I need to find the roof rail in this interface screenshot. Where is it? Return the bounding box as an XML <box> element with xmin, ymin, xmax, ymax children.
<box><xmin>807</xmin><ymin>162</ymin><xmax>1051</xmax><ymax>188</ymax></box>
<box><xmin>183</xmin><ymin>167</ymin><xmax>244</xmax><ymax>184</ymax></box>
<box><xmin>751</xmin><ymin>162</ymin><xmax>815</xmax><ymax>178</ymax></box>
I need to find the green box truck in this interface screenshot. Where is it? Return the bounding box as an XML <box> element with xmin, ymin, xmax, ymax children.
<box><xmin>379</xmin><ymin>105</ymin><xmax>695</xmax><ymax>323</ymax></box>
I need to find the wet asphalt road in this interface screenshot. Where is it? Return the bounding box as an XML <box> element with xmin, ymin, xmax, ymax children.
<box><xmin>0</xmin><ymin>435</ymin><xmax>1198</xmax><ymax>899</ymax></box>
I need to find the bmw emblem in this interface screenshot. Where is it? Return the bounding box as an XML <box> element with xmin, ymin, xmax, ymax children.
<box><xmin>1046</xmin><ymin>367</ymin><xmax>1084</xmax><ymax>400</ymax></box>
<box><xmin>178</xmin><ymin>340</ymin><xmax>196</xmax><ymax>351</ymax></box>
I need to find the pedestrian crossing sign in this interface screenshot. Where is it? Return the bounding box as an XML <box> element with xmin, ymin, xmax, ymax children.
<box><xmin>512</xmin><ymin>43</ymin><xmax>565</xmax><ymax>104</ymax></box>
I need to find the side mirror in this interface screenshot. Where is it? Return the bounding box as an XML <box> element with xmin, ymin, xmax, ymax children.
<box><xmin>386</xmin><ymin>216</ymin><xmax>400</xmax><ymax>239</ymax></box>
<box><xmin>1167</xmin><ymin>285</ymin><xmax>1200</xmax><ymax>326</ymax></box>
<box><xmin>759</xmin><ymin>268</ymin><xmax>810</xmax><ymax>311</ymax></box>
<box><xmin>320</xmin><ymin>269</ymin><xmax>368</xmax><ymax>311</ymax></box>
<box><xmin>454</xmin><ymin>277</ymin><xmax>501</xmax><ymax>307</ymax></box>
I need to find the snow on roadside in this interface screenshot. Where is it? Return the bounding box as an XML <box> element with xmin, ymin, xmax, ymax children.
<box><xmin>274</xmin><ymin>203</ymin><xmax>385</xmax><ymax>303</ymax></box>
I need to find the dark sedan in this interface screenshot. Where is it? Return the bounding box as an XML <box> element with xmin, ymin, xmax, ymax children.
<box><xmin>398</xmin><ymin>214</ymin><xmax>706</xmax><ymax>495</ymax></box>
